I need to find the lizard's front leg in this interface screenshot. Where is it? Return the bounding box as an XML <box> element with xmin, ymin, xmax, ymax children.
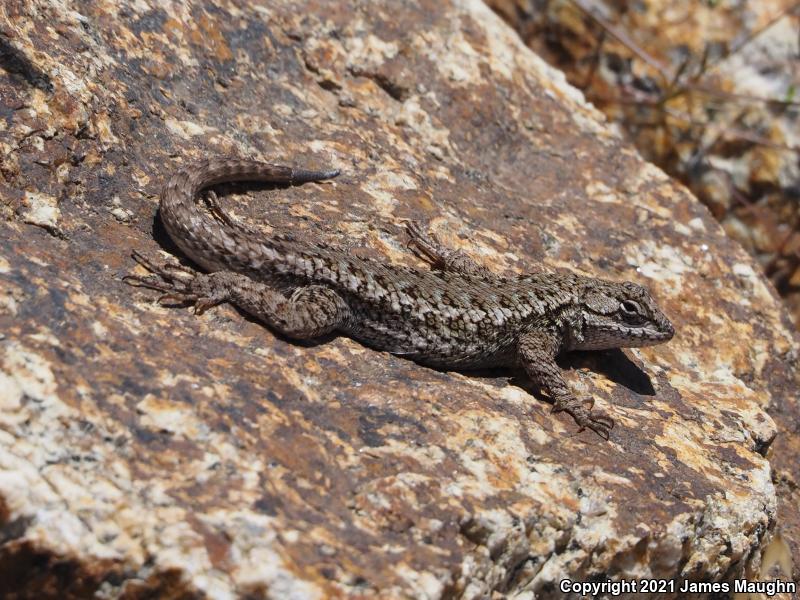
<box><xmin>406</xmin><ymin>222</ymin><xmax>495</xmax><ymax>278</ymax></box>
<box><xmin>125</xmin><ymin>252</ymin><xmax>349</xmax><ymax>338</ymax></box>
<box><xmin>518</xmin><ymin>331</ymin><xmax>614</xmax><ymax>439</ymax></box>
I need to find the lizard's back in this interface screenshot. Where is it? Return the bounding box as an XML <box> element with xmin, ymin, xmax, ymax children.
<box><xmin>158</xmin><ymin>159</ymin><xmax>576</xmax><ymax>368</ymax></box>
<box><xmin>267</xmin><ymin>247</ymin><xmax>566</xmax><ymax>367</ymax></box>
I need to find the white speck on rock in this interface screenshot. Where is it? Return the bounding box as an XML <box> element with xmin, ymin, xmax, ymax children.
<box><xmin>23</xmin><ymin>192</ymin><xmax>61</xmax><ymax>231</ymax></box>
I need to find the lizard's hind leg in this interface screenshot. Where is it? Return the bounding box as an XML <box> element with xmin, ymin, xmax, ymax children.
<box><xmin>212</xmin><ymin>276</ymin><xmax>350</xmax><ymax>338</ymax></box>
<box><xmin>125</xmin><ymin>253</ymin><xmax>349</xmax><ymax>338</ymax></box>
<box><xmin>406</xmin><ymin>222</ymin><xmax>494</xmax><ymax>278</ymax></box>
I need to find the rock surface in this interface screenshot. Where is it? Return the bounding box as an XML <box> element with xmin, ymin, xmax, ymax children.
<box><xmin>0</xmin><ymin>0</ymin><xmax>797</xmax><ymax>598</ymax></box>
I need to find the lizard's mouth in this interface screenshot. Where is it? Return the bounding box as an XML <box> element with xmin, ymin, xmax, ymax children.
<box><xmin>626</xmin><ymin>320</ymin><xmax>675</xmax><ymax>346</ymax></box>
<box><xmin>655</xmin><ymin>316</ymin><xmax>676</xmax><ymax>341</ymax></box>
<box><xmin>577</xmin><ymin>316</ymin><xmax>675</xmax><ymax>350</ymax></box>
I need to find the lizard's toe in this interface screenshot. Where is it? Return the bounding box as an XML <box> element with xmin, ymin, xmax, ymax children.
<box><xmin>123</xmin><ymin>274</ymin><xmax>178</xmax><ymax>294</ymax></box>
<box><xmin>130</xmin><ymin>250</ymin><xmax>197</xmax><ymax>283</ymax></box>
<box><xmin>552</xmin><ymin>395</ymin><xmax>614</xmax><ymax>440</ymax></box>
<box><xmin>126</xmin><ymin>252</ymin><xmax>219</xmax><ymax>312</ymax></box>
<box><xmin>194</xmin><ymin>296</ymin><xmax>224</xmax><ymax>315</ymax></box>
<box><xmin>155</xmin><ymin>290</ymin><xmax>198</xmax><ymax>306</ymax></box>
<box><xmin>406</xmin><ymin>222</ymin><xmax>439</xmax><ymax>258</ymax></box>
<box><xmin>586</xmin><ymin>411</ymin><xmax>615</xmax><ymax>439</ymax></box>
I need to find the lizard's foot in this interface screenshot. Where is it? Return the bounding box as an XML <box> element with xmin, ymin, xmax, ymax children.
<box><xmin>406</xmin><ymin>221</ymin><xmax>444</xmax><ymax>267</ymax></box>
<box><xmin>201</xmin><ymin>190</ymin><xmax>273</xmax><ymax>236</ymax></box>
<box><xmin>406</xmin><ymin>221</ymin><xmax>494</xmax><ymax>278</ymax></box>
<box><xmin>123</xmin><ymin>251</ymin><xmax>229</xmax><ymax>314</ymax></box>
<box><xmin>552</xmin><ymin>395</ymin><xmax>615</xmax><ymax>440</ymax></box>
<box><xmin>202</xmin><ymin>190</ymin><xmax>235</xmax><ymax>228</ymax></box>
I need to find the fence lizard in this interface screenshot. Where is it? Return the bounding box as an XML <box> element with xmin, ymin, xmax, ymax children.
<box><xmin>125</xmin><ymin>158</ymin><xmax>675</xmax><ymax>439</ymax></box>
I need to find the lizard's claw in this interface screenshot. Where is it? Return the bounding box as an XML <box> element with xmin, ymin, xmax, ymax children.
<box><xmin>552</xmin><ymin>396</ymin><xmax>615</xmax><ymax>440</ymax></box>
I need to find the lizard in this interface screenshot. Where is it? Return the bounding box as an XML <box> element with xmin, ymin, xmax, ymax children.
<box><xmin>125</xmin><ymin>158</ymin><xmax>675</xmax><ymax>439</ymax></box>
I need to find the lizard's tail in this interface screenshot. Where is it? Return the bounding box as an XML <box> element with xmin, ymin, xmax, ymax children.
<box><xmin>289</xmin><ymin>166</ymin><xmax>341</xmax><ymax>183</ymax></box>
<box><xmin>158</xmin><ymin>158</ymin><xmax>339</xmax><ymax>272</ymax></box>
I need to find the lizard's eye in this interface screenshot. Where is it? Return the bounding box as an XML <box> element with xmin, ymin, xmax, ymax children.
<box><xmin>620</xmin><ymin>300</ymin><xmax>641</xmax><ymax>316</ymax></box>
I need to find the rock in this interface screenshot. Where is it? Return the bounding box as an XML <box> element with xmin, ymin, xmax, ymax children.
<box><xmin>21</xmin><ymin>191</ymin><xmax>61</xmax><ymax>234</ymax></box>
<box><xmin>0</xmin><ymin>0</ymin><xmax>797</xmax><ymax>597</ymax></box>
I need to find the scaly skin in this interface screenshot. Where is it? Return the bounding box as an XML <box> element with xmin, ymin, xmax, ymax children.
<box><xmin>126</xmin><ymin>159</ymin><xmax>675</xmax><ymax>439</ymax></box>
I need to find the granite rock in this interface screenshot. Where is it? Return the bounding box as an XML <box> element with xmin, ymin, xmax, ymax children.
<box><xmin>0</xmin><ymin>0</ymin><xmax>797</xmax><ymax>597</ymax></box>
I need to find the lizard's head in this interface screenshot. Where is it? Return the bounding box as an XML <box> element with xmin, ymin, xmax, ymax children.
<box><xmin>574</xmin><ymin>280</ymin><xmax>674</xmax><ymax>350</ymax></box>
